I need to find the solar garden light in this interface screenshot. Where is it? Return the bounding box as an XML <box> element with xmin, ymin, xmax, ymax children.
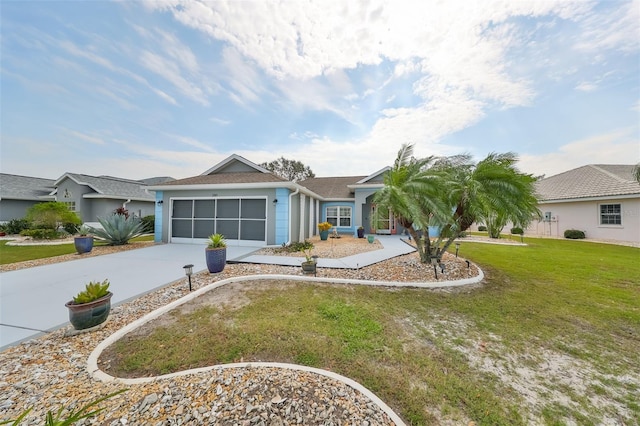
<box><xmin>183</xmin><ymin>264</ymin><xmax>194</xmax><ymax>291</ymax></box>
<box><xmin>455</xmin><ymin>242</ymin><xmax>460</xmax><ymax>258</ymax></box>
<box><xmin>430</xmin><ymin>255</ymin><xmax>439</xmax><ymax>279</ymax></box>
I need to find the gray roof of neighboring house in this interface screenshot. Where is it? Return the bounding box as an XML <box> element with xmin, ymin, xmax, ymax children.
<box><xmin>300</xmin><ymin>176</ymin><xmax>367</xmax><ymax>199</ymax></box>
<box><xmin>56</xmin><ymin>173</ymin><xmax>154</xmax><ymax>200</ymax></box>
<box><xmin>0</xmin><ymin>174</ymin><xmax>56</xmax><ymax>201</ymax></box>
<box><xmin>535</xmin><ymin>164</ymin><xmax>640</xmax><ymax>201</ymax></box>
<box><xmin>138</xmin><ymin>176</ymin><xmax>176</xmax><ymax>185</ymax></box>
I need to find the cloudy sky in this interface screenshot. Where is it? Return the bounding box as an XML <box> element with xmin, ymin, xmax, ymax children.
<box><xmin>1</xmin><ymin>0</ymin><xmax>638</xmax><ymax>181</ymax></box>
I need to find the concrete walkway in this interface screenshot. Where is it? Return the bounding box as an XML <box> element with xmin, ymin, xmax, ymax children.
<box><xmin>0</xmin><ymin>236</ymin><xmax>416</xmax><ymax>351</ymax></box>
<box><xmin>0</xmin><ymin>244</ymin><xmax>258</xmax><ymax>350</ymax></box>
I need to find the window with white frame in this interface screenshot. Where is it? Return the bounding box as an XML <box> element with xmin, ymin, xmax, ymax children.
<box><xmin>63</xmin><ymin>201</ymin><xmax>76</xmax><ymax>212</ymax></box>
<box><xmin>600</xmin><ymin>203</ymin><xmax>621</xmax><ymax>225</ymax></box>
<box><xmin>326</xmin><ymin>206</ymin><xmax>351</xmax><ymax>227</ymax></box>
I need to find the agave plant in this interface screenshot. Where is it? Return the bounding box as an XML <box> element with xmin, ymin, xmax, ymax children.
<box><xmin>88</xmin><ymin>214</ymin><xmax>145</xmax><ymax>245</ymax></box>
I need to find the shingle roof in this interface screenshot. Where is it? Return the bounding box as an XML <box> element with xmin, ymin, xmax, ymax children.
<box><xmin>535</xmin><ymin>164</ymin><xmax>640</xmax><ymax>201</ymax></box>
<box><xmin>0</xmin><ymin>174</ymin><xmax>56</xmax><ymax>201</ymax></box>
<box><xmin>160</xmin><ymin>172</ymin><xmax>287</xmax><ymax>186</ymax></box>
<box><xmin>58</xmin><ymin>173</ymin><xmax>154</xmax><ymax>200</ymax></box>
<box><xmin>299</xmin><ymin>176</ymin><xmax>367</xmax><ymax>199</ymax></box>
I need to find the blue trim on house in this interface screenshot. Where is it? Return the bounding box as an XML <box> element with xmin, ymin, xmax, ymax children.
<box><xmin>154</xmin><ymin>191</ymin><xmax>163</xmax><ymax>243</ymax></box>
<box><xmin>320</xmin><ymin>201</ymin><xmax>356</xmax><ymax>235</ymax></box>
<box><xmin>275</xmin><ymin>188</ymin><xmax>289</xmax><ymax>245</ymax></box>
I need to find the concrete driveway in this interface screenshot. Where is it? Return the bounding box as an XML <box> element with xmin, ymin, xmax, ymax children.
<box><xmin>0</xmin><ymin>244</ymin><xmax>259</xmax><ymax>351</ymax></box>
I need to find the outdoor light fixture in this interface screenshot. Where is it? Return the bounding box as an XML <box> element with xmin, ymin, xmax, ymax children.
<box><xmin>455</xmin><ymin>242</ymin><xmax>460</xmax><ymax>258</ymax></box>
<box><xmin>183</xmin><ymin>264</ymin><xmax>194</xmax><ymax>291</ymax></box>
<box><xmin>273</xmin><ymin>198</ymin><xmax>278</xmax><ymax>204</ymax></box>
<box><xmin>430</xmin><ymin>256</ymin><xmax>439</xmax><ymax>279</ymax></box>
<box><xmin>157</xmin><ymin>200</ymin><xmax>163</xmax><ymax>205</ymax></box>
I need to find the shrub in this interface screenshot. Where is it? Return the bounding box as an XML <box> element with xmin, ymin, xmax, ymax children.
<box><xmin>280</xmin><ymin>240</ymin><xmax>314</xmax><ymax>253</ymax></box>
<box><xmin>25</xmin><ymin>202</ymin><xmax>81</xmax><ymax>230</ymax></box>
<box><xmin>477</xmin><ymin>225</ymin><xmax>487</xmax><ymax>232</ymax></box>
<box><xmin>1</xmin><ymin>218</ymin><xmax>31</xmax><ymax>234</ymax></box>
<box><xmin>510</xmin><ymin>227</ymin><xmax>524</xmax><ymax>235</ymax></box>
<box><xmin>564</xmin><ymin>229</ymin><xmax>586</xmax><ymax>239</ymax></box>
<box><xmin>141</xmin><ymin>215</ymin><xmax>155</xmax><ymax>233</ymax></box>
<box><xmin>63</xmin><ymin>222</ymin><xmax>79</xmax><ymax>234</ymax></box>
<box><xmin>114</xmin><ymin>207</ymin><xmax>129</xmax><ymax>218</ymax></box>
<box><xmin>20</xmin><ymin>228</ymin><xmax>63</xmax><ymax>240</ymax></box>
<box><xmin>88</xmin><ymin>214</ymin><xmax>145</xmax><ymax>245</ymax></box>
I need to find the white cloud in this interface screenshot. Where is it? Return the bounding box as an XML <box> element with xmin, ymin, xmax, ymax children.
<box><xmin>64</xmin><ymin>129</ymin><xmax>105</xmax><ymax>145</ymax></box>
<box><xmin>575</xmin><ymin>82</ymin><xmax>597</xmax><ymax>92</ymax></box>
<box><xmin>518</xmin><ymin>128</ymin><xmax>640</xmax><ymax>177</ymax></box>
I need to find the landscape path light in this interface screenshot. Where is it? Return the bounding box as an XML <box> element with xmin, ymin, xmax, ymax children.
<box><xmin>455</xmin><ymin>242</ymin><xmax>460</xmax><ymax>258</ymax></box>
<box><xmin>183</xmin><ymin>264</ymin><xmax>194</xmax><ymax>292</ymax></box>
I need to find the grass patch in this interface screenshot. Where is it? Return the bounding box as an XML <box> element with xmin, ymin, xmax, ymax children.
<box><xmin>102</xmin><ymin>238</ymin><xmax>640</xmax><ymax>425</ymax></box>
<box><xmin>0</xmin><ymin>235</ymin><xmax>154</xmax><ymax>264</ymax></box>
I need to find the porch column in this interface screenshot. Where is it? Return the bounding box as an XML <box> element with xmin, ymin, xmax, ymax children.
<box><xmin>308</xmin><ymin>198</ymin><xmax>314</xmax><ymax>238</ymax></box>
<box><xmin>315</xmin><ymin>200</ymin><xmax>320</xmax><ymax>236</ymax></box>
<box><xmin>299</xmin><ymin>193</ymin><xmax>306</xmax><ymax>242</ymax></box>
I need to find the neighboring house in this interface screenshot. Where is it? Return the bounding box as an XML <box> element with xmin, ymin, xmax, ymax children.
<box><xmin>0</xmin><ymin>174</ymin><xmax>56</xmax><ymax>221</ymax></box>
<box><xmin>0</xmin><ymin>172</ymin><xmax>174</xmax><ymax>224</ymax></box>
<box><xmin>147</xmin><ymin>154</ymin><xmax>402</xmax><ymax>246</ymax></box>
<box><xmin>525</xmin><ymin>165</ymin><xmax>640</xmax><ymax>244</ymax></box>
<box><xmin>51</xmin><ymin>173</ymin><xmax>171</xmax><ymax>223</ymax></box>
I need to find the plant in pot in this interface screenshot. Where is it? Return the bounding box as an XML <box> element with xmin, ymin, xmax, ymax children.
<box><xmin>206</xmin><ymin>233</ymin><xmax>227</xmax><ymax>273</ymax></box>
<box><xmin>74</xmin><ymin>225</ymin><xmax>94</xmax><ymax>254</ymax></box>
<box><xmin>317</xmin><ymin>221</ymin><xmax>332</xmax><ymax>241</ymax></box>
<box><xmin>65</xmin><ymin>279</ymin><xmax>112</xmax><ymax>330</ymax></box>
<box><xmin>300</xmin><ymin>248</ymin><xmax>317</xmax><ymax>275</ymax></box>
<box><xmin>357</xmin><ymin>226</ymin><xmax>365</xmax><ymax>238</ymax></box>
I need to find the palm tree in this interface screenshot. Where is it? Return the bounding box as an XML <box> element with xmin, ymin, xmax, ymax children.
<box><xmin>434</xmin><ymin>151</ymin><xmax>541</xmax><ymax>257</ymax></box>
<box><xmin>375</xmin><ymin>146</ymin><xmax>541</xmax><ymax>264</ymax></box>
<box><xmin>372</xmin><ymin>144</ymin><xmax>448</xmax><ymax>263</ymax></box>
<box><xmin>634</xmin><ymin>163</ymin><xmax>640</xmax><ymax>183</ymax></box>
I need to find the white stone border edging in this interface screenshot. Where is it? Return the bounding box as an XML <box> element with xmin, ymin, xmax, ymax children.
<box><xmin>88</xmin><ymin>266</ymin><xmax>484</xmax><ymax>426</ymax></box>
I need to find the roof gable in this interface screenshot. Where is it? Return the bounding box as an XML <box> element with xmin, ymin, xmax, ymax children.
<box><xmin>356</xmin><ymin>166</ymin><xmax>390</xmax><ymax>184</ymax></box>
<box><xmin>536</xmin><ymin>164</ymin><xmax>640</xmax><ymax>201</ymax></box>
<box><xmin>55</xmin><ymin>173</ymin><xmax>153</xmax><ymax>200</ymax></box>
<box><xmin>201</xmin><ymin>154</ymin><xmax>271</xmax><ymax>176</ymax></box>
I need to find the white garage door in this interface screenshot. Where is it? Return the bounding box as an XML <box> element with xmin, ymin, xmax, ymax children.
<box><xmin>170</xmin><ymin>197</ymin><xmax>267</xmax><ymax>246</ymax></box>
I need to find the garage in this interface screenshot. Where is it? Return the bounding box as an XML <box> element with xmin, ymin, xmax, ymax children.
<box><xmin>169</xmin><ymin>197</ymin><xmax>267</xmax><ymax>246</ymax></box>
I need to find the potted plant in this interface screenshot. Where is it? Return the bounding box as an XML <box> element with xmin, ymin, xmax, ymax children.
<box><xmin>357</xmin><ymin>226</ymin><xmax>365</xmax><ymax>238</ymax></box>
<box><xmin>318</xmin><ymin>221</ymin><xmax>332</xmax><ymax>241</ymax></box>
<box><xmin>206</xmin><ymin>233</ymin><xmax>227</xmax><ymax>273</ymax></box>
<box><xmin>74</xmin><ymin>225</ymin><xmax>94</xmax><ymax>254</ymax></box>
<box><xmin>301</xmin><ymin>248</ymin><xmax>317</xmax><ymax>275</ymax></box>
<box><xmin>65</xmin><ymin>279</ymin><xmax>112</xmax><ymax>330</ymax></box>
<box><xmin>367</xmin><ymin>235</ymin><xmax>375</xmax><ymax>244</ymax></box>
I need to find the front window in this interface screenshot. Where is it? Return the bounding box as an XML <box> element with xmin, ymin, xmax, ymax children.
<box><xmin>64</xmin><ymin>201</ymin><xmax>76</xmax><ymax>212</ymax></box>
<box><xmin>600</xmin><ymin>204</ymin><xmax>621</xmax><ymax>225</ymax></box>
<box><xmin>326</xmin><ymin>206</ymin><xmax>352</xmax><ymax>227</ymax></box>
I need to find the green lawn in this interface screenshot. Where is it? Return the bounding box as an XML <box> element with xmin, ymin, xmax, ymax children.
<box><xmin>102</xmin><ymin>238</ymin><xmax>640</xmax><ymax>425</ymax></box>
<box><xmin>0</xmin><ymin>235</ymin><xmax>154</xmax><ymax>265</ymax></box>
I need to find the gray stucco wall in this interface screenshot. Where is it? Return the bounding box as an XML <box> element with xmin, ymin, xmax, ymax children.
<box><xmin>0</xmin><ymin>200</ymin><xmax>43</xmax><ymax>222</ymax></box>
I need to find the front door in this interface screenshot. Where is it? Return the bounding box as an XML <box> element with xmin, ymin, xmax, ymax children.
<box><xmin>370</xmin><ymin>205</ymin><xmax>395</xmax><ymax>234</ymax></box>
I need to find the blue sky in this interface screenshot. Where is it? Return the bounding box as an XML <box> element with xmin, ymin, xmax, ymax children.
<box><xmin>1</xmin><ymin>0</ymin><xmax>638</xmax><ymax>181</ymax></box>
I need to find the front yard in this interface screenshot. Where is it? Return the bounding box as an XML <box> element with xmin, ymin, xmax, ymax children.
<box><xmin>99</xmin><ymin>238</ymin><xmax>640</xmax><ymax>425</ymax></box>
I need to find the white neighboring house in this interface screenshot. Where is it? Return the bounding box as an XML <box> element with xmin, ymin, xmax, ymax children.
<box><xmin>526</xmin><ymin>164</ymin><xmax>640</xmax><ymax>244</ymax></box>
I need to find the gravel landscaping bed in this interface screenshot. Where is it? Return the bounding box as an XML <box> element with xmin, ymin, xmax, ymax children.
<box><xmin>0</xmin><ymin>237</ymin><xmax>482</xmax><ymax>425</ymax></box>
